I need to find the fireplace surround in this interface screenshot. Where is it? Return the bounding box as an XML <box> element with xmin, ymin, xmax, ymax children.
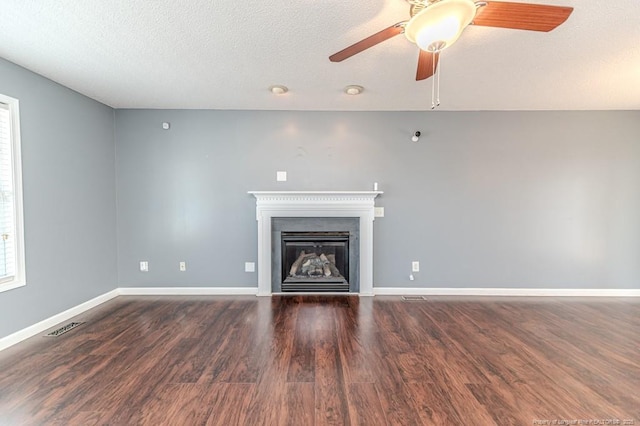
<box><xmin>249</xmin><ymin>191</ymin><xmax>382</xmax><ymax>295</ymax></box>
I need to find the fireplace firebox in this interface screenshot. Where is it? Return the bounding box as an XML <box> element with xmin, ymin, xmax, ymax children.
<box><xmin>271</xmin><ymin>217</ymin><xmax>360</xmax><ymax>293</ymax></box>
<box><xmin>281</xmin><ymin>232</ymin><xmax>349</xmax><ymax>292</ymax></box>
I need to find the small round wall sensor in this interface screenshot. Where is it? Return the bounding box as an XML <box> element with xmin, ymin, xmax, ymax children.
<box><xmin>162</xmin><ymin>122</ymin><xmax>170</xmax><ymax>130</ymax></box>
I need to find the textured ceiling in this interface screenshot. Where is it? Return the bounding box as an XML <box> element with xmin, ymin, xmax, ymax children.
<box><xmin>1</xmin><ymin>0</ymin><xmax>639</xmax><ymax>110</ymax></box>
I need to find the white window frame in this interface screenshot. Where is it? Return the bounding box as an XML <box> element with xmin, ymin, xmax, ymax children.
<box><xmin>0</xmin><ymin>93</ymin><xmax>26</xmax><ymax>292</ymax></box>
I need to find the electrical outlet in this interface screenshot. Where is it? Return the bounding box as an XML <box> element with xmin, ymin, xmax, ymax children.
<box><xmin>140</xmin><ymin>261</ymin><xmax>148</xmax><ymax>272</ymax></box>
<box><xmin>412</xmin><ymin>261</ymin><xmax>420</xmax><ymax>272</ymax></box>
<box><xmin>179</xmin><ymin>261</ymin><xmax>186</xmax><ymax>272</ymax></box>
<box><xmin>374</xmin><ymin>207</ymin><xmax>385</xmax><ymax>217</ymax></box>
<box><xmin>276</xmin><ymin>171</ymin><xmax>287</xmax><ymax>182</ymax></box>
<box><xmin>245</xmin><ymin>262</ymin><xmax>255</xmax><ymax>272</ymax></box>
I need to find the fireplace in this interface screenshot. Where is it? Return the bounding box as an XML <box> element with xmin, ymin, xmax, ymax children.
<box><xmin>281</xmin><ymin>231</ymin><xmax>350</xmax><ymax>292</ymax></box>
<box><xmin>248</xmin><ymin>191</ymin><xmax>382</xmax><ymax>296</ymax></box>
<box><xmin>271</xmin><ymin>217</ymin><xmax>359</xmax><ymax>293</ymax></box>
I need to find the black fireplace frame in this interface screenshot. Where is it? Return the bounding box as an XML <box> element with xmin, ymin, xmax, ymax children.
<box><xmin>271</xmin><ymin>217</ymin><xmax>360</xmax><ymax>293</ymax></box>
<box><xmin>281</xmin><ymin>231</ymin><xmax>350</xmax><ymax>292</ymax></box>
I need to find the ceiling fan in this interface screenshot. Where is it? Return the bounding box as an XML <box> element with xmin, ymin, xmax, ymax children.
<box><xmin>329</xmin><ymin>0</ymin><xmax>574</xmax><ymax>83</ymax></box>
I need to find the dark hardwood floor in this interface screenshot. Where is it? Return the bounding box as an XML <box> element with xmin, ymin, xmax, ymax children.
<box><xmin>0</xmin><ymin>295</ymin><xmax>638</xmax><ymax>425</ymax></box>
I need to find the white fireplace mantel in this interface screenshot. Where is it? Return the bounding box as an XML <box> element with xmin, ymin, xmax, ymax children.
<box><xmin>248</xmin><ymin>191</ymin><xmax>383</xmax><ymax>296</ymax></box>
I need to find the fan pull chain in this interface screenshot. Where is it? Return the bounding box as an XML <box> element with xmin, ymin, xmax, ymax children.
<box><xmin>431</xmin><ymin>51</ymin><xmax>442</xmax><ymax>109</ymax></box>
<box><xmin>436</xmin><ymin>51</ymin><xmax>441</xmax><ymax>107</ymax></box>
<box><xmin>431</xmin><ymin>53</ymin><xmax>436</xmax><ymax>109</ymax></box>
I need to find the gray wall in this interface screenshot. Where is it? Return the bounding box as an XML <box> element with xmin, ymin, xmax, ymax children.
<box><xmin>0</xmin><ymin>58</ymin><xmax>117</xmax><ymax>339</ymax></box>
<box><xmin>115</xmin><ymin>109</ymin><xmax>640</xmax><ymax>290</ymax></box>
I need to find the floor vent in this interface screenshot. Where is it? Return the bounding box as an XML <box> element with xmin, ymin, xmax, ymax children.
<box><xmin>401</xmin><ymin>295</ymin><xmax>427</xmax><ymax>301</ymax></box>
<box><xmin>45</xmin><ymin>322</ymin><xmax>84</xmax><ymax>337</ymax></box>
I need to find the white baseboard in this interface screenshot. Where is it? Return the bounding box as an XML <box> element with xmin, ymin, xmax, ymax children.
<box><xmin>373</xmin><ymin>287</ymin><xmax>640</xmax><ymax>297</ymax></box>
<box><xmin>118</xmin><ymin>287</ymin><xmax>258</xmax><ymax>296</ymax></box>
<box><xmin>120</xmin><ymin>286</ymin><xmax>640</xmax><ymax>297</ymax></box>
<box><xmin>0</xmin><ymin>289</ymin><xmax>120</xmax><ymax>352</ymax></box>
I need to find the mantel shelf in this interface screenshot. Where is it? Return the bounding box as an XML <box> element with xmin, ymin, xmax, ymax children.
<box><xmin>249</xmin><ymin>191</ymin><xmax>383</xmax><ymax>194</ymax></box>
<box><xmin>249</xmin><ymin>191</ymin><xmax>383</xmax><ymax>198</ymax></box>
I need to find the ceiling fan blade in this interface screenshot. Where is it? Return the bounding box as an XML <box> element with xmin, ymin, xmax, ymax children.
<box><xmin>416</xmin><ymin>50</ymin><xmax>439</xmax><ymax>81</ymax></box>
<box><xmin>329</xmin><ymin>23</ymin><xmax>405</xmax><ymax>62</ymax></box>
<box><xmin>472</xmin><ymin>1</ymin><xmax>573</xmax><ymax>32</ymax></box>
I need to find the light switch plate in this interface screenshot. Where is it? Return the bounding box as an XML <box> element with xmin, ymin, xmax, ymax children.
<box><xmin>276</xmin><ymin>171</ymin><xmax>287</xmax><ymax>182</ymax></box>
<box><xmin>245</xmin><ymin>262</ymin><xmax>255</xmax><ymax>272</ymax></box>
<box><xmin>374</xmin><ymin>207</ymin><xmax>385</xmax><ymax>217</ymax></box>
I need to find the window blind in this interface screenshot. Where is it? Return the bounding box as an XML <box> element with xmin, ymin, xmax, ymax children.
<box><xmin>0</xmin><ymin>102</ymin><xmax>16</xmax><ymax>281</ymax></box>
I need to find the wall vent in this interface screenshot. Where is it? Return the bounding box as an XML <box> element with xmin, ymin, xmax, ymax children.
<box><xmin>44</xmin><ymin>322</ymin><xmax>84</xmax><ymax>337</ymax></box>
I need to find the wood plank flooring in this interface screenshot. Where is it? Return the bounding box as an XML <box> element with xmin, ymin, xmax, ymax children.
<box><xmin>0</xmin><ymin>295</ymin><xmax>638</xmax><ymax>425</ymax></box>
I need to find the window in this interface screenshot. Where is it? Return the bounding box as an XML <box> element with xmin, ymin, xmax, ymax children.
<box><xmin>0</xmin><ymin>94</ymin><xmax>25</xmax><ymax>292</ymax></box>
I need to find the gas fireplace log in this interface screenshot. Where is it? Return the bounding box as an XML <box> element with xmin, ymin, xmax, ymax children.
<box><xmin>319</xmin><ymin>254</ymin><xmax>332</xmax><ymax>276</ymax></box>
<box><xmin>293</xmin><ymin>251</ymin><xmax>343</xmax><ymax>278</ymax></box>
<box><xmin>328</xmin><ymin>263</ymin><xmax>341</xmax><ymax>277</ymax></box>
<box><xmin>289</xmin><ymin>251</ymin><xmax>306</xmax><ymax>276</ymax></box>
<box><xmin>309</xmin><ymin>266</ymin><xmax>324</xmax><ymax>276</ymax></box>
<box><xmin>301</xmin><ymin>259</ymin><xmax>312</xmax><ymax>275</ymax></box>
<box><xmin>323</xmin><ymin>264</ymin><xmax>331</xmax><ymax>276</ymax></box>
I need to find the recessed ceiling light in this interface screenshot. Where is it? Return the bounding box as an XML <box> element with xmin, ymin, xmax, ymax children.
<box><xmin>344</xmin><ymin>85</ymin><xmax>364</xmax><ymax>95</ymax></box>
<box><xmin>269</xmin><ymin>85</ymin><xmax>288</xmax><ymax>95</ymax></box>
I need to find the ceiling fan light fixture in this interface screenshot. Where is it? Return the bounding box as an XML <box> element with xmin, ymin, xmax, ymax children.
<box><xmin>405</xmin><ymin>0</ymin><xmax>477</xmax><ymax>52</ymax></box>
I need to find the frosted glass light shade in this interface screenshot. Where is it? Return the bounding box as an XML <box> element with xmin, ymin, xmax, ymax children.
<box><xmin>405</xmin><ymin>0</ymin><xmax>477</xmax><ymax>52</ymax></box>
